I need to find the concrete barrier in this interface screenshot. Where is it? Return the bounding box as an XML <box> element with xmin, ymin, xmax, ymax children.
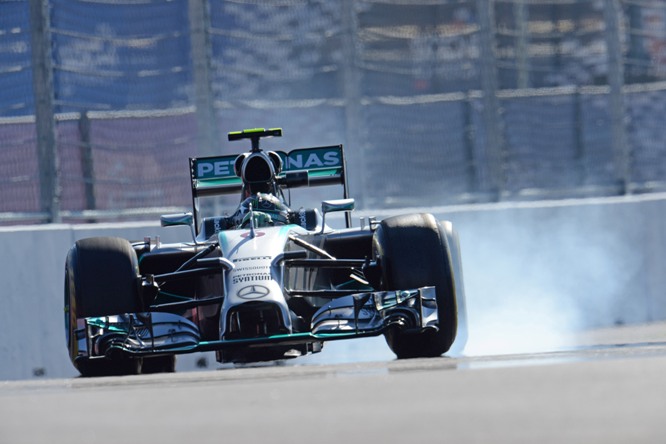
<box><xmin>0</xmin><ymin>222</ymin><xmax>193</xmax><ymax>381</ymax></box>
<box><xmin>1</xmin><ymin>194</ymin><xmax>665</xmax><ymax>380</ymax></box>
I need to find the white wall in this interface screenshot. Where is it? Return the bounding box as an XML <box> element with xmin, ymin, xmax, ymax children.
<box><xmin>0</xmin><ymin>222</ymin><xmax>193</xmax><ymax>381</ymax></box>
<box><xmin>1</xmin><ymin>194</ymin><xmax>665</xmax><ymax>380</ymax></box>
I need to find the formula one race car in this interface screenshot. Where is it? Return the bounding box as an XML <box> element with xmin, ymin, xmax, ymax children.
<box><xmin>64</xmin><ymin>128</ymin><xmax>467</xmax><ymax>376</ymax></box>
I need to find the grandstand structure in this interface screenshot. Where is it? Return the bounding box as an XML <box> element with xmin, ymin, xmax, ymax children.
<box><xmin>1</xmin><ymin>0</ymin><xmax>666</xmax><ymax>222</ymax></box>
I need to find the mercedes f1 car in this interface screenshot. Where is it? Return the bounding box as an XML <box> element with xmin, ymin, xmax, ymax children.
<box><xmin>65</xmin><ymin>128</ymin><xmax>467</xmax><ymax>376</ymax></box>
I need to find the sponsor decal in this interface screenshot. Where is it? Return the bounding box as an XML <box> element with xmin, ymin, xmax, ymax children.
<box><xmin>279</xmin><ymin>147</ymin><xmax>342</xmax><ymax>171</ymax></box>
<box><xmin>298</xmin><ymin>208</ymin><xmax>307</xmax><ymax>227</ymax></box>
<box><xmin>232</xmin><ymin>273</ymin><xmax>271</xmax><ymax>285</ymax></box>
<box><xmin>213</xmin><ymin>217</ymin><xmax>223</xmax><ymax>234</ymax></box>
<box><xmin>234</xmin><ymin>265</ymin><xmax>268</xmax><ymax>272</ymax></box>
<box><xmin>195</xmin><ymin>147</ymin><xmax>341</xmax><ymax>180</ymax></box>
<box><xmin>196</xmin><ymin>158</ymin><xmax>234</xmax><ymax>179</ymax></box>
<box><xmin>237</xmin><ymin>285</ymin><xmax>270</xmax><ymax>300</ymax></box>
<box><xmin>285</xmin><ymin>151</ymin><xmax>339</xmax><ymax>169</ymax></box>
<box><xmin>234</xmin><ymin>256</ymin><xmax>271</xmax><ymax>262</ymax></box>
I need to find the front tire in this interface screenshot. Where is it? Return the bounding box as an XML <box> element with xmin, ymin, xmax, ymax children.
<box><xmin>442</xmin><ymin>221</ymin><xmax>468</xmax><ymax>355</ymax></box>
<box><xmin>65</xmin><ymin>237</ymin><xmax>143</xmax><ymax>377</ymax></box>
<box><xmin>373</xmin><ymin>214</ymin><xmax>458</xmax><ymax>358</ymax></box>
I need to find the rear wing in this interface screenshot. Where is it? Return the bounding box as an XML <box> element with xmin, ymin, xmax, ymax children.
<box><xmin>189</xmin><ymin>145</ymin><xmax>349</xmax><ymax>231</ymax></box>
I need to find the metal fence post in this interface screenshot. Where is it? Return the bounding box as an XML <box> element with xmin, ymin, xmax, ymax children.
<box><xmin>476</xmin><ymin>0</ymin><xmax>505</xmax><ymax>199</ymax></box>
<box><xmin>78</xmin><ymin>111</ymin><xmax>96</xmax><ymax>216</ymax></box>
<box><xmin>341</xmin><ymin>0</ymin><xmax>364</xmax><ymax>210</ymax></box>
<box><xmin>189</xmin><ymin>0</ymin><xmax>218</xmax><ymax>157</ymax></box>
<box><xmin>515</xmin><ymin>0</ymin><xmax>530</xmax><ymax>89</ymax></box>
<box><xmin>603</xmin><ymin>0</ymin><xmax>630</xmax><ymax>194</ymax></box>
<box><xmin>573</xmin><ymin>88</ymin><xmax>585</xmax><ymax>187</ymax></box>
<box><xmin>29</xmin><ymin>0</ymin><xmax>60</xmax><ymax>222</ymax></box>
<box><xmin>463</xmin><ymin>94</ymin><xmax>478</xmax><ymax>195</ymax></box>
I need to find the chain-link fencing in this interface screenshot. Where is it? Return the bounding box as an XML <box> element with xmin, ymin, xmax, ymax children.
<box><xmin>2</xmin><ymin>0</ymin><xmax>666</xmax><ymax>222</ymax></box>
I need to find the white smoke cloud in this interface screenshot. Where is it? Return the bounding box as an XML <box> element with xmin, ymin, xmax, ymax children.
<box><xmin>446</xmin><ymin>198</ymin><xmax>646</xmax><ymax>356</ymax></box>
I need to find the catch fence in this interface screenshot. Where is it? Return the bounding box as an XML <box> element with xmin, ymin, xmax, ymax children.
<box><xmin>2</xmin><ymin>0</ymin><xmax>666</xmax><ymax>222</ymax></box>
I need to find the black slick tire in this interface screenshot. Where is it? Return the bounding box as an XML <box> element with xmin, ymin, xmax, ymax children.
<box><xmin>65</xmin><ymin>237</ymin><xmax>142</xmax><ymax>377</ymax></box>
<box><xmin>373</xmin><ymin>213</ymin><xmax>458</xmax><ymax>358</ymax></box>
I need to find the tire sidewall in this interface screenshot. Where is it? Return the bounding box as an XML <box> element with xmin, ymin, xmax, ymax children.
<box><xmin>64</xmin><ymin>236</ymin><xmax>142</xmax><ymax>376</ymax></box>
<box><xmin>373</xmin><ymin>213</ymin><xmax>458</xmax><ymax>358</ymax></box>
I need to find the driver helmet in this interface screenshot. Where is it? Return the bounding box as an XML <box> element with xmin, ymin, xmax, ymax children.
<box><xmin>236</xmin><ymin>193</ymin><xmax>289</xmax><ymax>228</ymax></box>
<box><xmin>234</xmin><ymin>151</ymin><xmax>282</xmax><ymax>196</ymax></box>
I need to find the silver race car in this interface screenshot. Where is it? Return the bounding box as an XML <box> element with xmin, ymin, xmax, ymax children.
<box><xmin>64</xmin><ymin>128</ymin><xmax>467</xmax><ymax>376</ymax></box>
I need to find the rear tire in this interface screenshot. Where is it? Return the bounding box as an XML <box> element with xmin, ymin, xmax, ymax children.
<box><xmin>65</xmin><ymin>237</ymin><xmax>142</xmax><ymax>377</ymax></box>
<box><xmin>373</xmin><ymin>214</ymin><xmax>458</xmax><ymax>358</ymax></box>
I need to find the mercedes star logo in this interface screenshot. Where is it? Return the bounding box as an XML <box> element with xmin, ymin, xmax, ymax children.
<box><xmin>237</xmin><ymin>284</ymin><xmax>270</xmax><ymax>300</ymax></box>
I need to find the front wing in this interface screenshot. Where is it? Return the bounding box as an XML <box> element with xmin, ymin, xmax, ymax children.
<box><xmin>73</xmin><ymin>287</ymin><xmax>439</xmax><ymax>360</ymax></box>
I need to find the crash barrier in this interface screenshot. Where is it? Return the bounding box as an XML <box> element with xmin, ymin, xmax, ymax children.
<box><xmin>1</xmin><ymin>194</ymin><xmax>665</xmax><ymax>380</ymax></box>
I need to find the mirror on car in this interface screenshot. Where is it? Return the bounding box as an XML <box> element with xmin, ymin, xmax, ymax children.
<box><xmin>160</xmin><ymin>212</ymin><xmax>194</xmax><ymax>228</ymax></box>
<box><xmin>320</xmin><ymin>199</ymin><xmax>355</xmax><ymax>232</ymax></box>
<box><xmin>321</xmin><ymin>198</ymin><xmax>355</xmax><ymax>215</ymax></box>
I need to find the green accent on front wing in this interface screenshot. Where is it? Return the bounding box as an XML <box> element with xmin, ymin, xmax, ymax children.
<box><xmin>155</xmin><ymin>291</ymin><xmax>191</xmax><ymax>304</ymax></box>
<box><xmin>105</xmin><ymin>329</ymin><xmax>388</xmax><ymax>357</ymax></box>
<box><xmin>86</xmin><ymin>318</ymin><xmax>130</xmax><ymax>333</ymax></box>
<box><xmin>196</xmin><ymin>330</ymin><xmax>382</xmax><ymax>349</ymax></box>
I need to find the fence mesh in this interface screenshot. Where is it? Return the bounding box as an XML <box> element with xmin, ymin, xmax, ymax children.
<box><xmin>50</xmin><ymin>0</ymin><xmax>193</xmax><ymax>112</ymax></box>
<box><xmin>0</xmin><ymin>120</ymin><xmax>39</xmax><ymax>214</ymax></box>
<box><xmin>1</xmin><ymin>0</ymin><xmax>666</xmax><ymax>222</ymax></box>
<box><xmin>0</xmin><ymin>1</ymin><xmax>33</xmax><ymax>116</ymax></box>
<box><xmin>56</xmin><ymin>111</ymin><xmax>197</xmax><ymax>214</ymax></box>
<box><xmin>627</xmin><ymin>84</ymin><xmax>666</xmax><ymax>187</ymax></box>
<box><xmin>209</xmin><ymin>0</ymin><xmax>344</xmax><ymax>101</ymax></box>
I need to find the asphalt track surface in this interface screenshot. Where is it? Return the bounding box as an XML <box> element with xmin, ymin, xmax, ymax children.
<box><xmin>2</xmin><ymin>323</ymin><xmax>666</xmax><ymax>444</ymax></box>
